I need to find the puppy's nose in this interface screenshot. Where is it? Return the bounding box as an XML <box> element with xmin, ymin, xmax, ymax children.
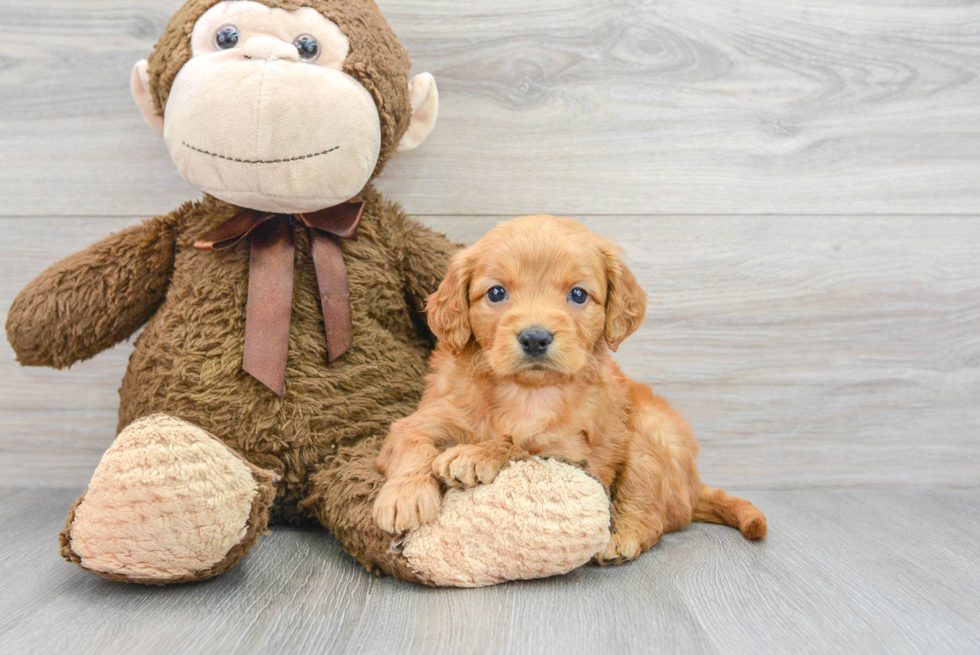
<box><xmin>518</xmin><ymin>328</ymin><xmax>553</xmax><ymax>357</ymax></box>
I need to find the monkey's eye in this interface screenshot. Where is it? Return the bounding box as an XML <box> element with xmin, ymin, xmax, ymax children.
<box><xmin>294</xmin><ymin>35</ymin><xmax>320</xmax><ymax>62</ymax></box>
<box><xmin>214</xmin><ymin>25</ymin><xmax>240</xmax><ymax>50</ymax></box>
<box><xmin>487</xmin><ymin>286</ymin><xmax>508</xmax><ymax>304</ymax></box>
<box><xmin>568</xmin><ymin>287</ymin><xmax>589</xmax><ymax>304</ymax></box>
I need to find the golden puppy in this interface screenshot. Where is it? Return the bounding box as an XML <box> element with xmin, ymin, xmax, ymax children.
<box><xmin>373</xmin><ymin>215</ymin><xmax>766</xmax><ymax>563</ymax></box>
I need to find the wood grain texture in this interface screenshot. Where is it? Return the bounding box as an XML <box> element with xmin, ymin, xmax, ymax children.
<box><xmin>1</xmin><ymin>487</ymin><xmax>978</xmax><ymax>654</ymax></box>
<box><xmin>1</xmin><ymin>0</ymin><xmax>980</xmax><ymax>217</ymax></box>
<box><xmin>2</xmin><ymin>215</ymin><xmax>978</xmax><ymax>488</ymax></box>
<box><xmin>2</xmin><ymin>0</ymin><xmax>978</xmax><ymax>649</ymax></box>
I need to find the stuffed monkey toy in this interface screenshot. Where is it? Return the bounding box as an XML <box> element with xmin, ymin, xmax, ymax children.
<box><xmin>6</xmin><ymin>0</ymin><xmax>611</xmax><ymax>587</ymax></box>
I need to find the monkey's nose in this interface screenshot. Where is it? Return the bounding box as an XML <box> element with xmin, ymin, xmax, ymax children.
<box><xmin>518</xmin><ymin>328</ymin><xmax>553</xmax><ymax>357</ymax></box>
<box><xmin>239</xmin><ymin>36</ymin><xmax>301</xmax><ymax>63</ymax></box>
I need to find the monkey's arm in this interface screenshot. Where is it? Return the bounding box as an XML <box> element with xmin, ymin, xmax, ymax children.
<box><xmin>384</xmin><ymin>208</ymin><xmax>461</xmax><ymax>337</ymax></box>
<box><xmin>403</xmin><ymin>222</ymin><xmax>460</xmax><ymax>315</ymax></box>
<box><xmin>6</xmin><ymin>214</ymin><xmax>180</xmax><ymax>369</ymax></box>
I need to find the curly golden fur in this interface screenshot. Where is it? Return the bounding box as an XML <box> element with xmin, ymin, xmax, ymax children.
<box><xmin>374</xmin><ymin>215</ymin><xmax>767</xmax><ymax>563</ymax></box>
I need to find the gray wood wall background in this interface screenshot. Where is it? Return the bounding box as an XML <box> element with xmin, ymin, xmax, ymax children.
<box><xmin>1</xmin><ymin>0</ymin><xmax>978</xmax><ymax>490</ymax></box>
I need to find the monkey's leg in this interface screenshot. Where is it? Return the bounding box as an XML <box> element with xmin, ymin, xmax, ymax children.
<box><xmin>61</xmin><ymin>414</ymin><xmax>277</xmax><ymax>584</ymax></box>
<box><xmin>306</xmin><ymin>439</ymin><xmax>612</xmax><ymax>587</ymax></box>
<box><xmin>304</xmin><ymin>435</ymin><xmax>429</xmax><ymax>584</ymax></box>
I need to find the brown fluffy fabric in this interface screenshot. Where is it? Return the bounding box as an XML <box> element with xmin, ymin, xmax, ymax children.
<box><xmin>146</xmin><ymin>0</ymin><xmax>412</xmax><ymax>176</ymax></box>
<box><xmin>10</xmin><ymin>0</ymin><xmax>455</xmax><ymax>585</ymax></box>
<box><xmin>9</xmin><ymin>186</ymin><xmax>457</xmax><ymax>583</ymax></box>
<box><xmin>6</xmin><ymin>215</ymin><xmax>179</xmax><ymax>369</ymax></box>
<box><xmin>301</xmin><ymin>434</ymin><xmax>432</xmax><ymax>584</ymax></box>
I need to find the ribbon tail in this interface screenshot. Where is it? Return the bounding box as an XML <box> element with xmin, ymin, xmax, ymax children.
<box><xmin>308</xmin><ymin>228</ymin><xmax>353</xmax><ymax>362</ymax></box>
<box><xmin>243</xmin><ymin>219</ymin><xmax>295</xmax><ymax>397</ymax></box>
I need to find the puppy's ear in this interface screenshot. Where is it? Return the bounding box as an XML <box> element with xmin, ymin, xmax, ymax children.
<box><xmin>426</xmin><ymin>249</ymin><xmax>473</xmax><ymax>351</ymax></box>
<box><xmin>601</xmin><ymin>243</ymin><xmax>647</xmax><ymax>351</ymax></box>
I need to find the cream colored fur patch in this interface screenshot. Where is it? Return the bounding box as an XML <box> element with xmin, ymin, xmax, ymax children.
<box><xmin>70</xmin><ymin>414</ymin><xmax>258</xmax><ymax>580</ymax></box>
<box><xmin>402</xmin><ymin>458</ymin><xmax>611</xmax><ymax>587</ymax></box>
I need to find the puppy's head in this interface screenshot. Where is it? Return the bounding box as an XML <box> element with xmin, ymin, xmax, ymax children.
<box><xmin>427</xmin><ymin>215</ymin><xmax>647</xmax><ymax>385</ymax></box>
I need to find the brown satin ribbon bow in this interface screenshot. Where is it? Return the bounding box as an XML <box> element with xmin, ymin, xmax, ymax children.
<box><xmin>194</xmin><ymin>202</ymin><xmax>365</xmax><ymax>397</ymax></box>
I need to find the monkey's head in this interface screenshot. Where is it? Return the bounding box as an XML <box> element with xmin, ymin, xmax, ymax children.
<box><xmin>131</xmin><ymin>0</ymin><xmax>437</xmax><ymax>213</ymax></box>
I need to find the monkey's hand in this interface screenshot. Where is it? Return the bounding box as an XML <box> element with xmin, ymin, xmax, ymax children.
<box><xmin>7</xmin><ymin>213</ymin><xmax>179</xmax><ymax>369</ymax></box>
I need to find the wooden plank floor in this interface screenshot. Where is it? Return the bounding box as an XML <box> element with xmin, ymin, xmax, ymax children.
<box><xmin>1</xmin><ymin>487</ymin><xmax>978</xmax><ymax>654</ymax></box>
<box><xmin>2</xmin><ymin>0</ymin><xmax>979</xmax><ymax>652</ymax></box>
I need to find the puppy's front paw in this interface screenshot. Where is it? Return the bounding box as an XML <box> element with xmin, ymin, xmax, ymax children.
<box><xmin>373</xmin><ymin>476</ymin><xmax>442</xmax><ymax>534</ymax></box>
<box><xmin>433</xmin><ymin>443</ymin><xmax>518</xmax><ymax>488</ymax></box>
<box><xmin>594</xmin><ymin>530</ymin><xmax>644</xmax><ymax>566</ymax></box>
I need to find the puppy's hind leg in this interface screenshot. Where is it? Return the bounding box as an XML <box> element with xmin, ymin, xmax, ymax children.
<box><xmin>693</xmin><ymin>484</ymin><xmax>767</xmax><ymax>540</ymax></box>
<box><xmin>593</xmin><ymin>463</ymin><xmax>667</xmax><ymax>566</ymax></box>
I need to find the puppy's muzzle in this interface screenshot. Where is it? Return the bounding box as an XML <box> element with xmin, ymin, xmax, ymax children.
<box><xmin>518</xmin><ymin>327</ymin><xmax>553</xmax><ymax>358</ymax></box>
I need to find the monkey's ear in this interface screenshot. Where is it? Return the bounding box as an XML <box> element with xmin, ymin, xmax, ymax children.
<box><xmin>131</xmin><ymin>60</ymin><xmax>164</xmax><ymax>137</ymax></box>
<box><xmin>396</xmin><ymin>73</ymin><xmax>439</xmax><ymax>152</ymax></box>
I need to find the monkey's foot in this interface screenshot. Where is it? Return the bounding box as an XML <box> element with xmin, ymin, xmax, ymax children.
<box><xmin>61</xmin><ymin>414</ymin><xmax>277</xmax><ymax>584</ymax></box>
<box><xmin>400</xmin><ymin>457</ymin><xmax>611</xmax><ymax>587</ymax></box>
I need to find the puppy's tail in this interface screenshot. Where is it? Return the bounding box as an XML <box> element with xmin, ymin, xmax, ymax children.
<box><xmin>693</xmin><ymin>484</ymin><xmax>767</xmax><ymax>540</ymax></box>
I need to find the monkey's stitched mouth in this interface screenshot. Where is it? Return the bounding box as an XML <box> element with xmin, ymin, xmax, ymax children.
<box><xmin>183</xmin><ymin>142</ymin><xmax>339</xmax><ymax>165</ymax></box>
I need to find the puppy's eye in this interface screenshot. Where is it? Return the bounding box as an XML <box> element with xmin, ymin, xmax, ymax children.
<box><xmin>568</xmin><ymin>287</ymin><xmax>589</xmax><ymax>304</ymax></box>
<box><xmin>487</xmin><ymin>286</ymin><xmax>508</xmax><ymax>303</ymax></box>
<box><xmin>214</xmin><ymin>25</ymin><xmax>240</xmax><ymax>50</ymax></box>
<box><xmin>294</xmin><ymin>35</ymin><xmax>320</xmax><ymax>62</ymax></box>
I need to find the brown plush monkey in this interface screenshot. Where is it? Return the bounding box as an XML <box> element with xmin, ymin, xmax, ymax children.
<box><xmin>7</xmin><ymin>0</ymin><xmax>610</xmax><ymax>587</ymax></box>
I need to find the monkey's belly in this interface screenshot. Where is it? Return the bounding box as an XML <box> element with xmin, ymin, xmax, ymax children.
<box><xmin>117</xmin><ymin>283</ymin><xmax>431</xmax><ymax>519</ymax></box>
